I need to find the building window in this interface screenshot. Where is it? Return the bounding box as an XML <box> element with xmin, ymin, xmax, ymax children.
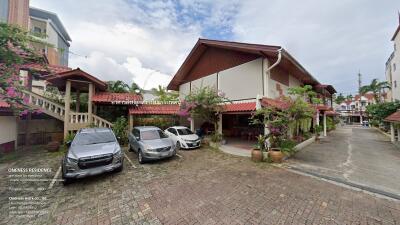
<box><xmin>33</xmin><ymin>27</ymin><xmax>41</xmax><ymax>33</ymax></box>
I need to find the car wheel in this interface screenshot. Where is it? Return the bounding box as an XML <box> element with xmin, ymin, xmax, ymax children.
<box><xmin>62</xmin><ymin>171</ymin><xmax>72</xmax><ymax>186</ymax></box>
<box><xmin>128</xmin><ymin>144</ymin><xmax>133</xmax><ymax>152</ymax></box>
<box><xmin>176</xmin><ymin>141</ymin><xmax>181</xmax><ymax>150</ymax></box>
<box><xmin>138</xmin><ymin>150</ymin><xmax>145</xmax><ymax>164</ymax></box>
<box><xmin>114</xmin><ymin>164</ymin><xmax>123</xmax><ymax>173</ymax></box>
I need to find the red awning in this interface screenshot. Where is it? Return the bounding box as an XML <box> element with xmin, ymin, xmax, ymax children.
<box><xmin>325</xmin><ymin>110</ymin><xmax>338</xmax><ymax>116</ymax></box>
<box><xmin>384</xmin><ymin>111</ymin><xmax>400</xmax><ymax>123</ymax></box>
<box><xmin>129</xmin><ymin>104</ymin><xmax>180</xmax><ymax>115</ymax></box>
<box><xmin>261</xmin><ymin>98</ymin><xmax>290</xmax><ymax>110</ymax></box>
<box><xmin>92</xmin><ymin>92</ymin><xmax>142</xmax><ymax>104</ymax></box>
<box><xmin>223</xmin><ymin>102</ymin><xmax>256</xmax><ymax>112</ymax></box>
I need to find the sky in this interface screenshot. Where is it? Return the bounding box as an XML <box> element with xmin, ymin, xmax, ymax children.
<box><xmin>30</xmin><ymin>0</ymin><xmax>400</xmax><ymax>94</ymax></box>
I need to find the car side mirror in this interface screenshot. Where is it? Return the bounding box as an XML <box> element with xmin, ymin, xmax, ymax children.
<box><xmin>66</xmin><ymin>141</ymin><xmax>72</xmax><ymax>147</ymax></box>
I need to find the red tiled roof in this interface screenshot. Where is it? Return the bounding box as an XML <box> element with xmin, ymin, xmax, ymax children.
<box><xmin>92</xmin><ymin>92</ymin><xmax>143</xmax><ymax>104</ymax></box>
<box><xmin>261</xmin><ymin>98</ymin><xmax>291</xmax><ymax>110</ymax></box>
<box><xmin>0</xmin><ymin>100</ymin><xmax>10</xmax><ymax>108</ymax></box>
<box><xmin>384</xmin><ymin>111</ymin><xmax>400</xmax><ymax>122</ymax></box>
<box><xmin>129</xmin><ymin>104</ymin><xmax>180</xmax><ymax>115</ymax></box>
<box><xmin>325</xmin><ymin>110</ymin><xmax>338</xmax><ymax>116</ymax></box>
<box><xmin>315</xmin><ymin>105</ymin><xmax>332</xmax><ymax>111</ymax></box>
<box><xmin>21</xmin><ymin>63</ymin><xmax>71</xmax><ymax>75</ymax></box>
<box><xmin>223</xmin><ymin>102</ymin><xmax>256</xmax><ymax>112</ymax></box>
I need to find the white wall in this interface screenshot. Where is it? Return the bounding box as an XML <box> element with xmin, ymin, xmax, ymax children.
<box><xmin>0</xmin><ymin>116</ymin><xmax>17</xmax><ymax>144</ymax></box>
<box><xmin>218</xmin><ymin>58</ymin><xmax>263</xmax><ymax>100</ymax></box>
<box><xmin>179</xmin><ymin>82</ymin><xmax>190</xmax><ymax>99</ymax></box>
<box><xmin>392</xmin><ymin>34</ymin><xmax>400</xmax><ymax>101</ymax></box>
<box><xmin>191</xmin><ymin>73</ymin><xmax>217</xmax><ymax>90</ymax></box>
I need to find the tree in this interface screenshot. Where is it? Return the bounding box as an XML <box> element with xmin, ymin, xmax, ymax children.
<box><xmin>366</xmin><ymin>101</ymin><xmax>400</xmax><ymax>126</ymax></box>
<box><xmin>0</xmin><ymin>22</ymin><xmax>47</xmax><ymax>114</ymax></box>
<box><xmin>178</xmin><ymin>87</ymin><xmax>229</xmax><ymax>141</ymax></box>
<box><xmin>335</xmin><ymin>93</ymin><xmax>345</xmax><ymax>104</ymax></box>
<box><xmin>359</xmin><ymin>79</ymin><xmax>391</xmax><ymax>103</ymax></box>
<box><xmin>151</xmin><ymin>85</ymin><xmax>179</xmax><ymax>102</ymax></box>
<box><xmin>346</xmin><ymin>94</ymin><xmax>353</xmax><ymax>101</ymax></box>
<box><xmin>129</xmin><ymin>82</ymin><xmax>142</xmax><ymax>94</ymax></box>
<box><xmin>288</xmin><ymin>85</ymin><xmax>321</xmax><ymax>104</ymax></box>
<box><xmin>106</xmin><ymin>80</ymin><xmax>130</xmax><ymax>93</ymax></box>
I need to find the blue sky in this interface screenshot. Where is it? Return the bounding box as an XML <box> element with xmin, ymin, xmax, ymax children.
<box><xmin>31</xmin><ymin>0</ymin><xmax>400</xmax><ymax>94</ymax></box>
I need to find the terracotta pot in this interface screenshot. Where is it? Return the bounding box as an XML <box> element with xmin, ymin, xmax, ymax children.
<box><xmin>269</xmin><ymin>148</ymin><xmax>284</xmax><ymax>163</ymax></box>
<box><xmin>251</xmin><ymin>149</ymin><xmax>263</xmax><ymax>162</ymax></box>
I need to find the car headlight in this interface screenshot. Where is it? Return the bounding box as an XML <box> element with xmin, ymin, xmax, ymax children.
<box><xmin>66</xmin><ymin>157</ymin><xmax>78</xmax><ymax>165</ymax></box>
<box><xmin>114</xmin><ymin>147</ymin><xmax>122</xmax><ymax>158</ymax></box>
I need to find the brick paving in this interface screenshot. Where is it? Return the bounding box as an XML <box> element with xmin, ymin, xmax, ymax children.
<box><xmin>0</xmin><ymin>146</ymin><xmax>399</xmax><ymax>225</ymax></box>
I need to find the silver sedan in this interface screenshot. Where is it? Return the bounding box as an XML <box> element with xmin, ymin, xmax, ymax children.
<box><xmin>128</xmin><ymin>126</ymin><xmax>176</xmax><ymax>164</ymax></box>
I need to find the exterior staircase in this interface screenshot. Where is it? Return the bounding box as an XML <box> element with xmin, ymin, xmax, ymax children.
<box><xmin>22</xmin><ymin>90</ymin><xmax>113</xmax><ymax>132</ymax></box>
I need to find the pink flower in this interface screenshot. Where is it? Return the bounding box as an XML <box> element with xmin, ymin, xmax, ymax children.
<box><xmin>20</xmin><ymin>109</ymin><xmax>29</xmax><ymax>116</ymax></box>
<box><xmin>187</xmin><ymin>117</ymin><xmax>192</xmax><ymax>122</ymax></box>
<box><xmin>6</xmin><ymin>87</ymin><xmax>16</xmax><ymax>98</ymax></box>
<box><xmin>218</xmin><ymin>90</ymin><xmax>225</xmax><ymax>98</ymax></box>
<box><xmin>23</xmin><ymin>96</ymin><xmax>29</xmax><ymax>104</ymax></box>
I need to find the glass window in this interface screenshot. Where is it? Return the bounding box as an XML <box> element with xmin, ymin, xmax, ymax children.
<box><xmin>141</xmin><ymin>130</ymin><xmax>168</xmax><ymax>140</ymax></box>
<box><xmin>73</xmin><ymin>131</ymin><xmax>116</xmax><ymax>145</ymax></box>
<box><xmin>168</xmin><ymin>128</ymin><xmax>177</xmax><ymax>135</ymax></box>
<box><xmin>177</xmin><ymin>128</ymin><xmax>194</xmax><ymax>135</ymax></box>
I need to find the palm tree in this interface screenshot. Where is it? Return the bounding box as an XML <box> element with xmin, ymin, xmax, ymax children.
<box><xmin>359</xmin><ymin>79</ymin><xmax>390</xmax><ymax>103</ymax></box>
<box><xmin>129</xmin><ymin>82</ymin><xmax>142</xmax><ymax>94</ymax></box>
<box><xmin>106</xmin><ymin>80</ymin><xmax>129</xmax><ymax>93</ymax></box>
<box><xmin>151</xmin><ymin>85</ymin><xmax>179</xmax><ymax>102</ymax></box>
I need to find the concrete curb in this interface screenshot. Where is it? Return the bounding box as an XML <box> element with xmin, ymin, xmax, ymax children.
<box><xmin>294</xmin><ymin>136</ymin><xmax>316</xmax><ymax>151</ymax></box>
<box><xmin>281</xmin><ymin>165</ymin><xmax>400</xmax><ymax>201</ymax></box>
<box><xmin>373</xmin><ymin>127</ymin><xmax>391</xmax><ymax>139</ymax></box>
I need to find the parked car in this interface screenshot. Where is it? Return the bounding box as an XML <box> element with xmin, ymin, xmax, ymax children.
<box><xmin>128</xmin><ymin>126</ymin><xmax>176</xmax><ymax>164</ymax></box>
<box><xmin>62</xmin><ymin>128</ymin><xmax>124</xmax><ymax>185</ymax></box>
<box><xmin>165</xmin><ymin>126</ymin><xmax>201</xmax><ymax>150</ymax></box>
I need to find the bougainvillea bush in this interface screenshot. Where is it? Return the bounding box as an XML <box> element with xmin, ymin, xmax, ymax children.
<box><xmin>178</xmin><ymin>86</ymin><xmax>229</xmax><ymax>141</ymax></box>
<box><xmin>0</xmin><ymin>22</ymin><xmax>47</xmax><ymax>114</ymax></box>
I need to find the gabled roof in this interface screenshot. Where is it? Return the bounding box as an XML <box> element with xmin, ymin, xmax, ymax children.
<box><xmin>30</xmin><ymin>7</ymin><xmax>72</xmax><ymax>42</ymax></box>
<box><xmin>21</xmin><ymin>63</ymin><xmax>71</xmax><ymax>75</ymax></box>
<box><xmin>167</xmin><ymin>38</ymin><xmax>320</xmax><ymax>90</ymax></box>
<box><xmin>314</xmin><ymin>84</ymin><xmax>337</xmax><ymax>95</ymax></box>
<box><xmin>45</xmin><ymin>68</ymin><xmax>107</xmax><ymax>91</ymax></box>
<box><xmin>385</xmin><ymin>110</ymin><xmax>400</xmax><ymax>123</ymax></box>
<box><xmin>129</xmin><ymin>104</ymin><xmax>180</xmax><ymax>115</ymax></box>
<box><xmin>92</xmin><ymin>92</ymin><xmax>142</xmax><ymax>104</ymax></box>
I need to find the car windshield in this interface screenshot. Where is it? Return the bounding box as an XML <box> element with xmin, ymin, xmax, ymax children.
<box><xmin>73</xmin><ymin>131</ymin><xmax>116</xmax><ymax>145</ymax></box>
<box><xmin>177</xmin><ymin>128</ymin><xmax>194</xmax><ymax>135</ymax></box>
<box><xmin>141</xmin><ymin>130</ymin><xmax>168</xmax><ymax>140</ymax></box>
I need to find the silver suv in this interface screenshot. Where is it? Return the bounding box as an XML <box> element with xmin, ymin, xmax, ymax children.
<box><xmin>128</xmin><ymin>126</ymin><xmax>176</xmax><ymax>164</ymax></box>
<box><xmin>62</xmin><ymin>128</ymin><xmax>123</xmax><ymax>185</ymax></box>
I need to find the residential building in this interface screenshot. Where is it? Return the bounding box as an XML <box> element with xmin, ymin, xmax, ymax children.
<box><xmin>167</xmin><ymin>39</ymin><xmax>336</xmax><ymax>140</ymax></box>
<box><xmin>335</xmin><ymin>93</ymin><xmax>375</xmax><ymax>124</ymax></box>
<box><xmin>385</xmin><ymin>14</ymin><xmax>400</xmax><ymax>101</ymax></box>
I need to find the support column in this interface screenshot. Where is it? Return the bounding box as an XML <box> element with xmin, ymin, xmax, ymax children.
<box><xmin>88</xmin><ymin>83</ymin><xmax>93</xmax><ymax>124</ymax></box>
<box><xmin>323</xmin><ymin>111</ymin><xmax>327</xmax><ymax>137</ymax></box>
<box><xmin>217</xmin><ymin>114</ymin><xmax>222</xmax><ymax>135</ymax></box>
<box><xmin>360</xmin><ymin>114</ymin><xmax>363</xmax><ymax>125</ymax></box>
<box><xmin>397</xmin><ymin>127</ymin><xmax>400</xmax><ymax>141</ymax></box>
<box><xmin>190</xmin><ymin>118</ymin><xmax>195</xmax><ymax>132</ymax></box>
<box><xmin>76</xmin><ymin>90</ymin><xmax>80</xmax><ymax>112</ymax></box>
<box><xmin>263</xmin><ymin>58</ymin><xmax>270</xmax><ymax>97</ymax></box>
<box><xmin>129</xmin><ymin>114</ymin><xmax>133</xmax><ymax>131</ymax></box>
<box><xmin>316</xmin><ymin>111</ymin><xmax>320</xmax><ymax>126</ymax></box>
<box><xmin>63</xmin><ymin>80</ymin><xmax>71</xmax><ymax>140</ymax></box>
<box><xmin>390</xmin><ymin>123</ymin><xmax>395</xmax><ymax>143</ymax></box>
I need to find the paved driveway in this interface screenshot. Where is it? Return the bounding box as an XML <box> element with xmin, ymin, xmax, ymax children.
<box><xmin>287</xmin><ymin>126</ymin><xmax>400</xmax><ymax>198</ymax></box>
<box><xmin>1</xmin><ymin>145</ymin><xmax>400</xmax><ymax>224</ymax></box>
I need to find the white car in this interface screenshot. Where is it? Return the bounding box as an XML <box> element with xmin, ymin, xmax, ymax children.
<box><xmin>165</xmin><ymin>126</ymin><xmax>201</xmax><ymax>150</ymax></box>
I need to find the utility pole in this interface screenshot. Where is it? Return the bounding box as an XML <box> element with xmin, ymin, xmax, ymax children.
<box><xmin>358</xmin><ymin>70</ymin><xmax>362</xmax><ymax>94</ymax></box>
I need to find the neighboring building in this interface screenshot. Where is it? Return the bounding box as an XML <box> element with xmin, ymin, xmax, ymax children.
<box><xmin>385</xmin><ymin>14</ymin><xmax>400</xmax><ymax>102</ymax></box>
<box><xmin>167</xmin><ymin>39</ymin><xmax>336</xmax><ymax>138</ymax></box>
<box><xmin>335</xmin><ymin>93</ymin><xmax>375</xmax><ymax>124</ymax></box>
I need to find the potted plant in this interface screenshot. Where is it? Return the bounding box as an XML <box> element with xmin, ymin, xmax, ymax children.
<box><xmin>251</xmin><ymin>135</ymin><xmax>266</xmax><ymax>162</ymax></box>
<box><xmin>314</xmin><ymin>124</ymin><xmax>323</xmax><ymax>142</ymax></box>
<box><xmin>267</xmin><ymin>123</ymin><xmax>287</xmax><ymax>163</ymax></box>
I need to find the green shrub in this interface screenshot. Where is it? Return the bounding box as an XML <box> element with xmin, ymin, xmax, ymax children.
<box><xmin>280</xmin><ymin>139</ymin><xmax>297</xmax><ymax>156</ymax></box>
<box><xmin>64</xmin><ymin>132</ymin><xmax>75</xmax><ymax>144</ymax></box>
<box><xmin>112</xmin><ymin>117</ymin><xmax>128</xmax><ymax>145</ymax></box>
